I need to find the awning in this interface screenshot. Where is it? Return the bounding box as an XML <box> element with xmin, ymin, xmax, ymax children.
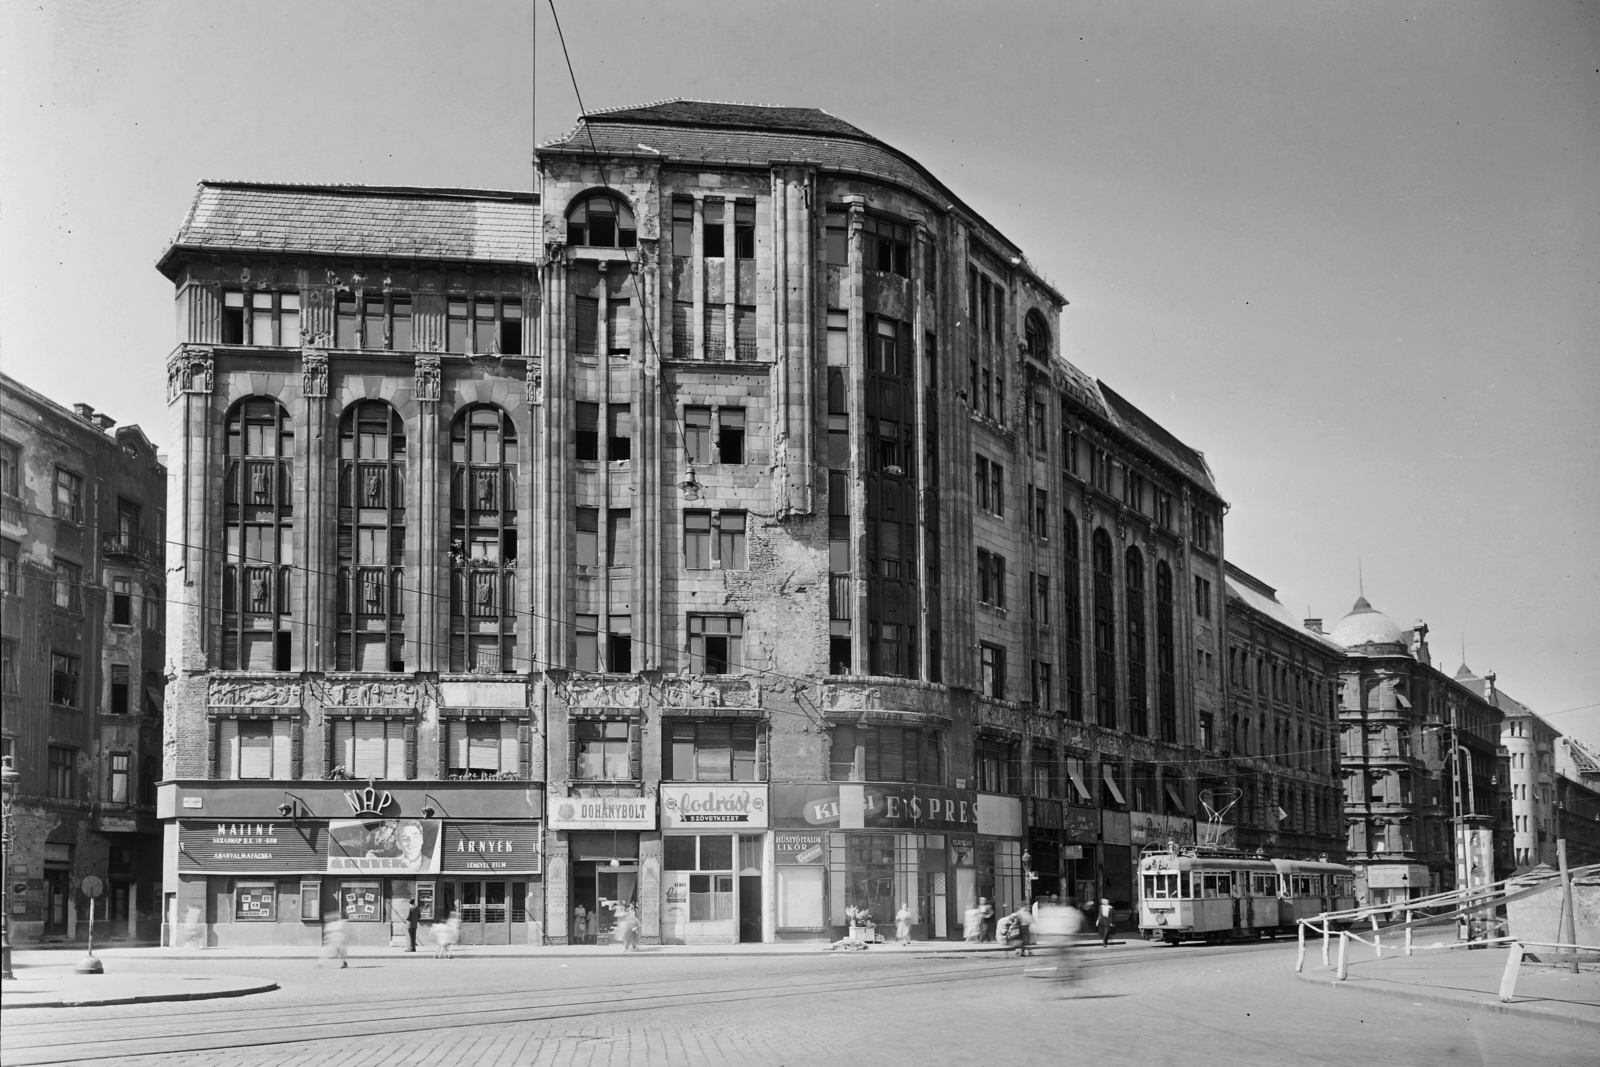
<box><xmin>1102</xmin><ymin>765</ymin><xmax>1126</xmax><ymax>807</ymax></box>
<box><xmin>1066</xmin><ymin>761</ymin><xmax>1092</xmax><ymax>802</ymax></box>
<box><xmin>145</xmin><ymin>686</ymin><xmax>165</xmax><ymax>711</ymax></box>
<box><xmin>1164</xmin><ymin>782</ymin><xmax>1186</xmax><ymax>814</ymax></box>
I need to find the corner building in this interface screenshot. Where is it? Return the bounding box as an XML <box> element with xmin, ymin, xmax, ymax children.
<box><xmin>536</xmin><ymin>100</ymin><xmax>1229</xmax><ymax>943</ymax></box>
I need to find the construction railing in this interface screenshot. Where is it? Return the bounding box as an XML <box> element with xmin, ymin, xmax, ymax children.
<box><xmin>1293</xmin><ymin>862</ymin><xmax>1598</xmax><ymax>1002</ymax></box>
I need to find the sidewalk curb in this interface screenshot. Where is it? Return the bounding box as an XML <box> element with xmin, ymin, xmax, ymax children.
<box><xmin>1</xmin><ymin>980</ymin><xmax>279</xmax><ymax>1011</ymax></box>
<box><xmin>1291</xmin><ymin>969</ymin><xmax>1600</xmax><ymax>1031</ymax></box>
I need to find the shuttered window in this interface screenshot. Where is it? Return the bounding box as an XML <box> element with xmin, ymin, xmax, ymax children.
<box><xmin>673</xmin><ymin>304</ymin><xmax>692</xmax><ymax>358</ymax></box>
<box><xmin>239</xmin><ymin>721</ymin><xmax>273</xmax><ymax>779</ymax></box>
<box><xmin>334</xmin><ymin>719</ymin><xmax>406</xmax><ymax>779</ymax></box>
<box><xmin>575</xmin><ymin>297</ymin><xmax>600</xmax><ymax>355</ymax></box>
<box><xmin>446</xmin><ymin>720</ymin><xmax>521</xmax><ymax>775</ymax></box>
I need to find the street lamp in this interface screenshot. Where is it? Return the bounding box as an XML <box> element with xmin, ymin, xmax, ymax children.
<box><xmin>1</xmin><ymin>754</ymin><xmax>19</xmax><ymax>981</ymax></box>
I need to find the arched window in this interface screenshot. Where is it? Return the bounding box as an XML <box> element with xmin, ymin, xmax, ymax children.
<box><xmin>1024</xmin><ymin>311</ymin><xmax>1050</xmax><ymax>362</ymax></box>
<box><xmin>1062</xmin><ymin>513</ymin><xmax>1083</xmax><ymax>722</ymax></box>
<box><xmin>222</xmin><ymin>398</ymin><xmax>294</xmax><ymax>670</ymax></box>
<box><xmin>450</xmin><ymin>405</ymin><xmax>518</xmax><ymax>673</ymax></box>
<box><xmin>566</xmin><ymin>193</ymin><xmax>637</xmax><ymax>249</ymax></box>
<box><xmin>336</xmin><ymin>401</ymin><xmax>406</xmax><ymax>672</ymax></box>
<box><xmin>1156</xmin><ymin>561</ymin><xmax>1176</xmax><ymax>742</ymax></box>
<box><xmin>1125</xmin><ymin>547</ymin><xmax>1148</xmax><ymax>736</ymax></box>
<box><xmin>1092</xmin><ymin>528</ymin><xmax>1117</xmax><ymax>729</ymax></box>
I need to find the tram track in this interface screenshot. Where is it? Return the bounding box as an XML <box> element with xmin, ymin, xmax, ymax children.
<box><xmin>0</xmin><ymin>939</ymin><xmax>1288</xmax><ymax>1066</ymax></box>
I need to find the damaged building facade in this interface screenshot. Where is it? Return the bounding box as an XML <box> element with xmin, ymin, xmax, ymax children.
<box><xmin>158</xmin><ymin>101</ymin><xmax>1294</xmax><ymax>947</ymax></box>
<box><xmin>1</xmin><ymin>373</ymin><xmax>167</xmax><ymax>942</ymax></box>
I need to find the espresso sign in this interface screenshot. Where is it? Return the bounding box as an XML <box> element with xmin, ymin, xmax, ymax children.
<box><xmin>440</xmin><ymin>821</ymin><xmax>542</xmax><ymax>874</ymax></box>
<box><xmin>178</xmin><ymin>821</ymin><xmax>325</xmax><ymax>873</ymax></box>
<box><xmin>547</xmin><ymin>796</ymin><xmax>656</xmax><ymax>831</ymax></box>
<box><xmin>660</xmin><ymin>785</ymin><xmax>769</xmax><ymax>830</ymax></box>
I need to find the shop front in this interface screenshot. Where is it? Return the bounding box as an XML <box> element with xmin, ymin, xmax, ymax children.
<box><xmin>1101</xmin><ymin>810</ymin><xmax>1133</xmax><ymax>925</ymax></box>
<box><xmin>1063</xmin><ymin>805</ymin><xmax>1101</xmax><ymax>908</ymax></box>
<box><xmin>659</xmin><ymin>783</ymin><xmax>769</xmax><ymax>944</ymax></box>
<box><xmin>159</xmin><ymin>780</ymin><xmax>542</xmax><ymax>947</ymax></box>
<box><xmin>774</xmin><ymin>783</ymin><xmax>1000</xmax><ymax>942</ymax></box>
<box><xmin>546</xmin><ymin>795</ymin><xmax>656</xmax><ymax>945</ymax></box>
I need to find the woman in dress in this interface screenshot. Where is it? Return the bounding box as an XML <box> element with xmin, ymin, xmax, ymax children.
<box><xmin>895</xmin><ymin>903</ymin><xmax>912</xmax><ymax>946</ymax></box>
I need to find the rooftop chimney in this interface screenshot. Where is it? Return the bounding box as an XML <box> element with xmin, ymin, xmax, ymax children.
<box><xmin>73</xmin><ymin>402</ymin><xmax>96</xmax><ymax>421</ymax></box>
<box><xmin>91</xmin><ymin>413</ymin><xmax>116</xmax><ymax>431</ymax></box>
<box><xmin>1304</xmin><ymin>618</ymin><xmax>1323</xmax><ymax>634</ymax></box>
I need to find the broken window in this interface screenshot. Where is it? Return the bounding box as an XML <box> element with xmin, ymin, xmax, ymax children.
<box><xmin>718</xmin><ymin>409</ymin><xmax>745</xmax><ymax>464</ymax></box>
<box><xmin>863</xmin><ymin>215</ymin><xmax>910</xmax><ymax>277</ymax></box>
<box><xmin>575</xmin><ymin>402</ymin><xmax>599</xmax><ymax>461</ymax></box>
<box><xmin>702</xmin><ymin>200</ymin><xmax>725</xmax><ymax>258</ymax></box>
<box><xmin>688</xmin><ymin>614</ymin><xmax>743</xmax><ymax>674</ymax></box>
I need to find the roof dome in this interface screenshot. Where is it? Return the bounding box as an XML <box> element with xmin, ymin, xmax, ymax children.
<box><xmin>1330</xmin><ymin>596</ymin><xmax>1408</xmax><ymax>649</ymax></box>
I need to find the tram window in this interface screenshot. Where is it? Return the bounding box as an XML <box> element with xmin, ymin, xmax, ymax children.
<box><xmin>1143</xmin><ymin>873</ymin><xmax>1177</xmax><ymax>900</ymax></box>
<box><xmin>1179</xmin><ymin>872</ymin><xmax>1191</xmax><ymax>898</ymax></box>
<box><xmin>1252</xmin><ymin>874</ymin><xmax>1275</xmax><ymax>896</ymax></box>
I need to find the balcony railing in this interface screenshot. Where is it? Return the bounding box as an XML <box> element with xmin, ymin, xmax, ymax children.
<box><xmin>103</xmin><ymin>531</ymin><xmax>164</xmax><ymax>567</ymax></box>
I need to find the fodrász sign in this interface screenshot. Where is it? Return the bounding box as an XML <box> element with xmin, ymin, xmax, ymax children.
<box><xmin>660</xmin><ymin>785</ymin><xmax>769</xmax><ymax>830</ymax></box>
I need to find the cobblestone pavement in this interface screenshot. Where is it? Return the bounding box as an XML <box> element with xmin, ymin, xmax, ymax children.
<box><xmin>2</xmin><ymin>942</ymin><xmax>1590</xmax><ymax>1066</ymax></box>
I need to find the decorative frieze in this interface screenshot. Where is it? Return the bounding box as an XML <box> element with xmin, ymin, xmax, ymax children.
<box><xmin>167</xmin><ymin>348</ymin><xmax>213</xmax><ymax>401</ymax></box>
<box><xmin>208</xmin><ymin>679</ymin><xmax>300</xmax><ymax>707</ymax></box>
<box><xmin>414</xmin><ymin>354</ymin><xmax>441</xmax><ymax>403</ymax></box>
<box><xmin>300</xmin><ymin>351</ymin><xmax>328</xmax><ymax>398</ymax></box>
<box><xmin>564</xmin><ymin>680</ymin><xmax>645</xmax><ymax>709</ymax></box>
<box><xmin>320</xmin><ymin>680</ymin><xmax>417</xmax><ymax>709</ymax></box>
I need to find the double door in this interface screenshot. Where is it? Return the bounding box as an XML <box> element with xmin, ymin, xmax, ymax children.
<box><xmin>573</xmin><ymin>864</ymin><xmax>638</xmax><ymax>943</ymax></box>
<box><xmin>444</xmin><ymin>880</ymin><xmax>527</xmax><ymax>945</ymax></box>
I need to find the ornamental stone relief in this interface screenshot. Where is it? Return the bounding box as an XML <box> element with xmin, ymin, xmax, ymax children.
<box><xmin>660</xmin><ymin>678</ymin><xmax>759</xmax><ymax>709</ymax></box>
<box><xmin>208</xmin><ymin>679</ymin><xmax>300</xmax><ymax>707</ymax></box>
<box><xmin>301</xmin><ymin>351</ymin><xmax>328</xmax><ymax>398</ymax></box>
<box><xmin>321</xmin><ymin>681</ymin><xmax>416</xmax><ymax>708</ymax></box>
<box><xmin>167</xmin><ymin>349</ymin><xmax>213</xmax><ymax>401</ymax></box>
<box><xmin>565</xmin><ymin>681</ymin><xmax>644</xmax><ymax>709</ymax></box>
<box><xmin>414</xmin><ymin>355</ymin><xmax>441</xmax><ymax>402</ymax></box>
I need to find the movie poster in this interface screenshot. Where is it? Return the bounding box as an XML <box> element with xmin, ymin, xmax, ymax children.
<box><xmin>326</xmin><ymin>818</ymin><xmax>442</xmax><ymax>874</ymax></box>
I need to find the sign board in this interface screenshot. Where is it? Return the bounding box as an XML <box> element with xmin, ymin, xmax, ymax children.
<box><xmin>182</xmin><ymin>796</ymin><xmax>204</xmax><ymax>809</ymax></box>
<box><xmin>236</xmin><ymin>882</ymin><xmax>275</xmax><ymax>921</ymax></box>
<box><xmin>548</xmin><ymin>796</ymin><xmax>656</xmax><ymax>831</ymax></box>
<box><xmin>1062</xmin><ymin>845</ymin><xmax>1084</xmax><ymax>860</ymax></box>
<box><xmin>775</xmin><ymin>831</ymin><xmax>826</xmax><ymax>865</ymax></box>
<box><xmin>80</xmin><ymin>875</ymin><xmax>104</xmax><ymax>898</ymax></box>
<box><xmin>179</xmin><ymin>821</ymin><xmax>324</xmax><ymax>873</ymax></box>
<box><xmin>340</xmin><ymin>881</ymin><xmax>383</xmax><ymax>921</ymax></box>
<box><xmin>661</xmin><ymin>785</ymin><xmax>769</xmax><ymax>830</ymax></box>
<box><xmin>865</xmin><ymin>785</ymin><xmax>979</xmax><ymax>832</ymax></box>
<box><xmin>1366</xmin><ymin>864</ymin><xmax>1430</xmax><ymax>890</ymax></box>
<box><xmin>327</xmin><ymin>819</ymin><xmax>442</xmax><ymax>874</ymax></box>
<box><xmin>1063</xmin><ymin>806</ymin><xmax>1100</xmax><ymax>842</ymax></box>
<box><xmin>440</xmin><ymin>821</ymin><xmax>542</xmax><ymax>874</ymax></box>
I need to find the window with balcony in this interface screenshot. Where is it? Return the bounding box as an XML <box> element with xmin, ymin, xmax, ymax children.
<box><xmin>223</xmin><ymin>398</ymin><xmax>294</xmax><ymax>671</ymax></box>
<box><xmin>337</xmin><ymin>401</ymin><xmax>406</xmax><ymax>672</ymax></box>
<box><xmin>450</xmin><ymin>405</ymin><xmax>518</xmax><ymax>673</ymax></box>
<box><xmin>666</xmin><ymin>720</ymin><xmax>761</xmax><ymax>781</ymax></box>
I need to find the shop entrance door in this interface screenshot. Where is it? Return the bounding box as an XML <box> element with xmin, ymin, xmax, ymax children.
<box><xmin>955</xmin><ymin>867</ymin><xmax>976</xmax><ymax>938</ymax></box>
<box><xmin>44</xmin><ymin>869</ymin><xmax>69</xmax><ymax>936</ymax></box>
<box><xmin>457</xmin><ymin>880</ymin><xmax>511</xmax><ymax>945</ymax></box>
<box><xmin>738</xmin><ymin>834</ymin><xmax>763</xmax><ymax>943</ymax></box>
<box><xmin>595</xmin><ymin>866</ymin><xmax>638</xmax><ymax>944</ymax></box>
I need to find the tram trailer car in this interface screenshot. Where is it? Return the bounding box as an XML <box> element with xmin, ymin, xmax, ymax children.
<box><xmin>1138</xmin><ymin>850</ymin><xmax>1356</xmax><ymax>944</ymax></box>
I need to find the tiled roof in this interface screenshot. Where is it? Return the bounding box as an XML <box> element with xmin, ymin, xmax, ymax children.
<box><xmin>584</xmin><ymin>99</ymin><xmax>873</xmax><ymax>140</ymax></box>
<box><xmin>1096</xmin><ymin>383</ymin><xmax>1219</xmax><ymax>496</ymax></box>
<box><xmin>540</xmin><ymin>100</ymin><xmax>1066</xmax><ymax>302</ymax></box>
<box><xmin>159</xmin><ymin>183</ymin><xmax>537</xmax><ymax>273</ymax></box>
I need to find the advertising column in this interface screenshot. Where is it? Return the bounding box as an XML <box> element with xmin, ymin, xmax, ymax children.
<box><xmin>658</xmin><ymin>784</ymin><xmax>769</xmax><ymax>944</ymax></box>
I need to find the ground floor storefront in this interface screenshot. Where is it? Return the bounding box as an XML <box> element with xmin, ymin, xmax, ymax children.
<box><xmin>770</xmin><ymin>783</ymin><xmax>1023</xmax><ymax>942</ymax></box>
<box><xmin>158</xmin><ymin>780</ymin><xmax>542</xmax><ymax>948</ymax></box>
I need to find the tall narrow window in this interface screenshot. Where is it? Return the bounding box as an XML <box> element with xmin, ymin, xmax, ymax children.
<box><xmin>1157</xmin><ymin>561</ymin><xmax>1176</xmax><ymax>743</ymax></box>
<box><xmin>718</xmin><ymin>409</ymin><xmax>745</xmax><ymax>464</ymax></box>
<box><xmin>1126</xmin><ymin>547</ymin><xmax>1148</xmax><ymax>736</ymax></box>
<box><xmin>447</xmin><ymin>298</ymin><xmax>469</xmax><ymax>353</ymax></box>
<box><xmin>390</xmin><ymin>297</ymin><xmax>412</xmax><ymax>351</ymax></box>
<box><xmin>1093</xmin><ymin>529</ymin><xmax>1117</xmax><ymax>729</ymax></box>
<box><xmin>450</xmin><ymin>406</ymin><xmax>517</xmax><ymax>673</ymax></box>
<box><xmin>672</xmin><ymin>198</ymin><xmax>694</xmax><ymax>257</ymax></box>
<box><xmin>734</xmin><ymin>201</ymin><xmax>756</xmax><ymax>259</ymax></box>
<box><xmin>1063</xmin><ymin>514</ymin><xmax>1083</xmax><ymax>721</ymax></box>
<box><xmin>824</xmin><ymin>208</ymin><xmax>848</xmax><ymax>265</ymax></box>
<box><xmin>575</xmin><ymin>402</ymin><xmax>600</xmax><ymax>461</ymax></box>
<box><xmin>110</xmin><ymin>664</ymin><xmax>130</xmax><ymax>715</ymax></box>
<box><xmin>337</xmin><ymin>401</ymin><xmax>406</xmax><ymax>672</ymax></box>
<box><xmin>55</xmin><ymin>468</ymin><xmax>84</xmax><ymax>522</ymax></box>
<box><xmin>703</xmin><ymin>200</ymin><xmax>725</xmax><ymax>258</ymax></box>
<box><xmin>336</xmin><ymin>296</ymin><xmax>358</xmax><ymax>349</ymax></box>
<box><xmin>223</xmin><ymin>398</ymin><xmax>294</xmax><ymax>671</ymax></box>
<box><xmin>607</xmin><ymin>404</ymin><xmax>632</xmax><ymax>460</ymax></box>
<box><xmin>684</xmin><ymin>406</ymin><xmax>712</xmax><ymax>465</ymax></box>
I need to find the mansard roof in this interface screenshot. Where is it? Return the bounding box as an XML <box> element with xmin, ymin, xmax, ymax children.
<box><xmin>157</xmin><ymin>182</ymin><xmax>538</xmax><ymax>276</ymax></box>
<box><xmin>1096</xmin><ymin>382</ymin><xmax>1220</xmax><ymax>498</ymax></box>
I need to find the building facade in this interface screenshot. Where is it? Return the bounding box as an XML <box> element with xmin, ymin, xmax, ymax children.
<box><xmin>1220</xmin><ymin>564</ymin><xmax>1345</xmax><ymax>862</ymax></box>
<box><xmin>158</xmin><ymin>101</ymin><xmax>1242</xmax><ymax>947</ymax></box>
<box><xmin>1330</xmin><ymin>598</ymin><xmax>1505</xmax><ymax>904</ymax></box>
<box><xmin>1</xmin><ymin>373</ymin><xmax>167</xmax><ymax>941</ymax></box>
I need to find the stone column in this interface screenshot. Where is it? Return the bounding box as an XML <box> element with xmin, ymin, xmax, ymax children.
<box><xmin>298</xmin><ymin>350</ymin><xmax>328</xmax><ymax>671</ymax></box>
<box><xmin>413</xmin><ymin>354</ymin><xmax>442</xmax><ymax>672</ymax></box>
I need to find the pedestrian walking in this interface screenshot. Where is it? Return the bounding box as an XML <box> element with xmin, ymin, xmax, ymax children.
<box><xmin>964</xmin><ymin>901</ymin><xmax>982</xmax><ymax>943</ymax></box>
<box><xmin>403</xmin><ymin>897</ymin><xmax>419</xmax><ymax>952</ymax></box>
<box><xmin>1009</xmin><ymin>905</ymin><xmax>1034</xmax><ymax>957</ymax></box>
<box><xmin>322</xmin><ymin>914</ymin><xmax>349</xmax><ymax>968</ymax></box>
<box><xmin>1096</xmin><ymin>898</ymin><xmax>1114</xmax><ymax>946</ymax></box>
<box><xmin>432</xmin><ymin>909</ymin><xmax>460</xmax><ymax>958</ymax></box>
<box><xmin>614</xmin><ymin>903</ymin><xmax>640</xmax><ymax>951</ymax></box>
<box><xmin>1033</xmin><ymin>902</ymin><xmax>1085</xmax><ymax>994</ymax></box>
<box><xmin>895</xmin><ymin>903</ymin><xmax>912</xmax><ymax>946</ymax></box>
<box><xmin>979</xmin><ymin>897</ymin><xmax>996</xmax><ymax>942</ymax></box>
<box><xmin>183</xmin><ymin>904</ymin><xmax>204</xmax><ymax>950</ymax></box>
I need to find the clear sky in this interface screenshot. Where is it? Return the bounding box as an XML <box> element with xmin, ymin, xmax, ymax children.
<box><xmin>3</xmin><ymin>0</ymin><xmax>1596</xmax><ymax>746</ymax></box>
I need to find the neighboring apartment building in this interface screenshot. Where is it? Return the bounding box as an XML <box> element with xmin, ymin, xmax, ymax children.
<box><xmin>1453</xmin><ymin>668</ymin><xmax>1558</xmax><ymax>870</ymax></box>
<box><xmin>158</xmin><ymin>101</ymin><xmax>1233</xmax><ymax>948</ymax></box>
<box><xmin>1330</xmin><ymin>598</ymin><xmax>1505</xmax><ymax>904</ymax></box>
<box><xmin>1221</xmin><ymin>564</ymin><xmax>1345</xmax><ymax>862</ymax></box>
<box><xmin>0</xmin><ymin>373</ymin><xmax>166</xmax><ymax>941</ymax></box>
<box><xmin>1552</xmin><ymin>737</ymin><xmax>1600</xmax><ymax>868</ymax></box>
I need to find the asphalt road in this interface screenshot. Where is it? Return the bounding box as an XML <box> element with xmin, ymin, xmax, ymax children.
<box><xmin>1</xmin><ymin>941</ymin><xmax>1587</xmax><ymax>1066</ymax></box>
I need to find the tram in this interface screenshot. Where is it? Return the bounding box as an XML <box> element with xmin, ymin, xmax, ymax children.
<box><xmin>1137</xmin><ymin>846</ymin><xmax>1356</xmax><ymax>944</ymax></box>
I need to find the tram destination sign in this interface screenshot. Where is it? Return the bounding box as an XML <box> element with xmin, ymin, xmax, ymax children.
<box><xmin>178</xmin><ymin>821</ymin><xmax>325</xmax><ymax>873</ymax></box>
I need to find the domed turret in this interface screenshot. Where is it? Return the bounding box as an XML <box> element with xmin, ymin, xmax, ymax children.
<box><xmin>1330</xmin><ymin>596</ymin><xmax>1408</xmax><ymax>650</ymax></box>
